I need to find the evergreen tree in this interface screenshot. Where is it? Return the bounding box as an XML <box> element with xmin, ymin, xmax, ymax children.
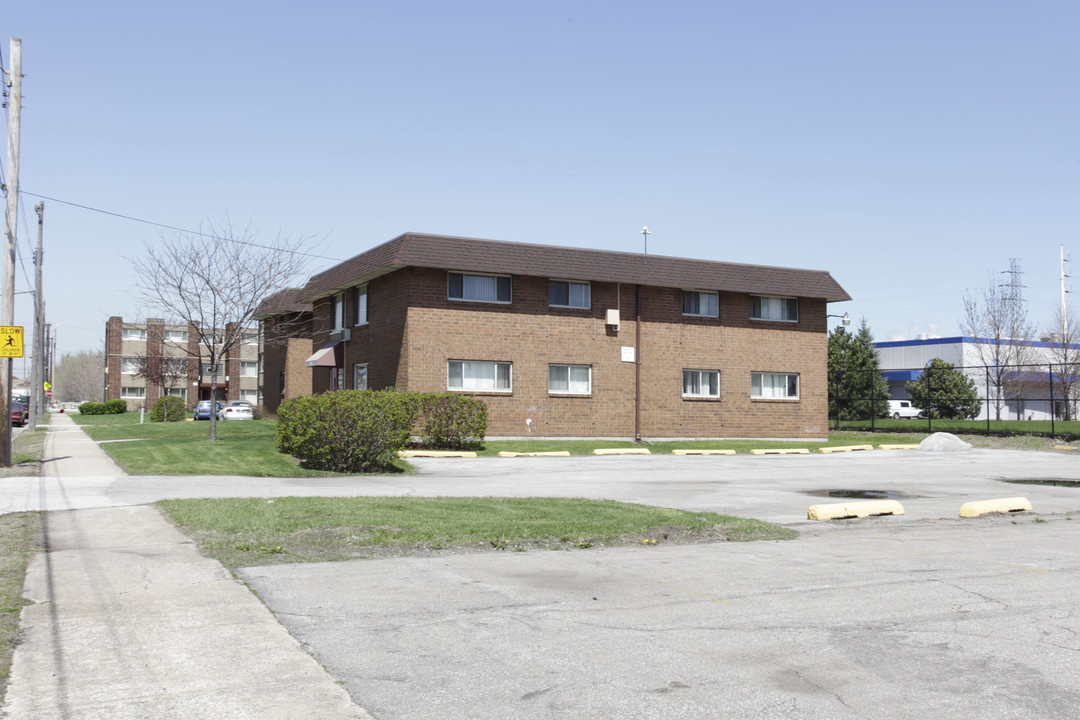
<box><xmin>905</xmin><ymin>357</ymin><xmax>981</xmax><ymax>419</ymax></box>
<box><xmin>828</xmin><ymin>318</ymin><xmax>890</xmax><ymax>420</ymax></box>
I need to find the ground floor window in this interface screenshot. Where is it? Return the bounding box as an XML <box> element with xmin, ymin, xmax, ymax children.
<box><xmin>165</xmin><ymin>387</ymin><xmax>186</xmax><ymax>400</ymax></box>
<box><xmin>120</xmin><ymin>386</ymin><xmax>146</xmax><ymax>399</ymax></box>
<box><xmin>240</xmin><ymin>389</ymin><xmax>258</xmax><ymax>403</ymax></box>
<box><xmin>683</xmin><ymin>369</ymin><xmax>719</xmax><ymax>398</ymax></box>
<box><xmin>448</xmin><ymin>360</ymin><xmax>512</xmax><ymax>392</ymax></box>
<box><xmin>751</xmin><ymin>372</ymin><xmax>799</xmax><ymax>399</ymax></box>
<box><xmin>330</xmin><ymin>367</ymin><xmax>341</xmax><ymax>391</ymax></box>
<box><xmin>549</xmin><ymin>364</ymin><xmax>591</xmax><ymax>394</ymax></box>
<box><xmin>354</xmin><ymin>363</ymin><xmax>368</xmax><ymax>390</ymax></box>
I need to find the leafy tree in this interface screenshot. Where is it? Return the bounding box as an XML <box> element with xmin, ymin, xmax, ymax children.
<box><xmin>905</xmin><ymin>357</ymin><xmax>981</xmax><ymax>419</ymax></box>
<box><xmin>828</xmin><ymin>318</ymin><xmax>890</xmax><ymax>420</ymax></box>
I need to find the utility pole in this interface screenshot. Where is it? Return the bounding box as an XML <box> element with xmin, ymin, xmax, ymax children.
<box><xmin>29</xmin><ymin>202</ymin><xmax>43</xmax><ymax>428</ymax></box>
<box><xmin>1</xmin><ymin>38</ymin><xmax>22</xmax><ymax>467</ymax></box>
<box><xmin>1061</xmin><ymin>244</ymin><xmax>1069</xmax><ymax>338</ymax></box>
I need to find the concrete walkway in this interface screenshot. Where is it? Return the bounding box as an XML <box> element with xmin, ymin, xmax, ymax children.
<box><xmin>2</xmin><ymin>413</ymin><xmax>371</xmax><ymax>719</ymax></box>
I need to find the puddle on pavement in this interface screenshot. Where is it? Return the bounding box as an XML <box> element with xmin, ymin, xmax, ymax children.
<box><xmin>1000</xmin><ymin>478</ymin><xmax>1080</xmax><ymax>488</ymax></box>
<box><xmin>806</xmin><ymin>489</ymin><xmax>917</xmax><ymax>499</ymax></box>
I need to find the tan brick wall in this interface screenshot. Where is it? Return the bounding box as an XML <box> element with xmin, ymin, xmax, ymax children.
<box><xmin>335</xmin><ymin>268</ymin><xmax>833</xmax><ymax>439</ymax></box>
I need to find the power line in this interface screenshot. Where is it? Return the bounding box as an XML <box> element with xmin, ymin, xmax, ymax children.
<box><xmin>17</xmin><ymin>190</ymin><xmax>345</xmax><ymax>262</ymax></box>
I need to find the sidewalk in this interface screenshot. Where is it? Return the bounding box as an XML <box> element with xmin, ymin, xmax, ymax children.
<box><xmin>2</xmin><ymin>413</ymin><xmax>372</xmax><ymax>719</ymax></box>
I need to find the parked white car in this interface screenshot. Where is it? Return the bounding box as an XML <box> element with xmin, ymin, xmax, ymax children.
<box><xmin>888</xmin><ymin>400</ymin><xmax>923</xmax><ymax>419</ymax></box>
<box><xmin>217</xmin><ymin>401</ymin><xmax>254</xmax><ymax>421</ymax></box>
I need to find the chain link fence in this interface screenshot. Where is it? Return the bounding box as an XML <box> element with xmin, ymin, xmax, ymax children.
<box><xmin>830</xmin><ymin>362</ymin><xmax>1080</xmax><ymax>438</ymax></box>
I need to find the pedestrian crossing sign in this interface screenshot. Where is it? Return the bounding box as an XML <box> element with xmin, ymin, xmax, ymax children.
<box><xmin>0</xmin><ymin>326</ymin><xmax>24</xmax><ymax>358</ymax></box>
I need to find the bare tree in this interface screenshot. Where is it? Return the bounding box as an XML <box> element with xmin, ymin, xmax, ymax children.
<box><xmin>54</xmin><ymin>350</ymin><xmax>105</xmax><ymax>403</ymax></box>
<box><xmin>959</xmin><ymin>260</ymin><xmax>1034</xmax><ymax>420</ymax></box>
<box><xmin>132</xmin><ymin>351</ymin><xmax>191</xmax><ymax>420</ymax></box>
<box><xmin>1045</xmin><ymin>306</ymin><xmax>1080</xmax><ymax>420</ymax></box>
<box><xmin>132</xmin><ymin>219</ymin><xmax>317</xmax><ymax>439</ymax></box>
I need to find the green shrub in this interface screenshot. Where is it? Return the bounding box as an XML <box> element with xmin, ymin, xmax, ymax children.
<box><xmin>276</xmin><ymin>390</ymin><xmax>422</xmax><ymax>473</ymax></box>
<box><xmin>150</xmin><ymin>395</ymin><xmax>187</xmax><ymax>422</ymax></box>
<box><xmin>417</xmin><ymin>393</ymin><xmax>487</xmax><ymax>449</ymax></box>
<box><xmin>78</xmin><ymin>401</ymin><xmax>105</xmax><ymax>415</ymax></box>
<box><xmin>104</xmin><ymin>399</ymin><xmax>127</xmax><ymax>414</ymax></box>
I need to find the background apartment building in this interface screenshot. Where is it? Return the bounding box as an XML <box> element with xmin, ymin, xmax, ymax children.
<box><xmin>104</xmin><ymin>317</ymin><xmax>260</xmax><ymax>410</ymax></box>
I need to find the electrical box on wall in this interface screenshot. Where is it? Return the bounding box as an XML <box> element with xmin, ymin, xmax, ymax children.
<box><xmin>605</xmin><ymin>309</ymin><xmax>620</xmax><ymax>330</ymax></box>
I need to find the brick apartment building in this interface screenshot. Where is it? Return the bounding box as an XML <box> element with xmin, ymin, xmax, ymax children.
<box><xmin>279</xmin><ymin>233</ymin><xmax>850</xmax><ymax>439</ymax></box>
<box><xmin>255</xmin><ymin>289</ymin><xmax>314</xmax><ymax>415</ymax></box>
<box><xmin>104</xmin><ymin>317</ymin><xmax>260</xmax><ymax>411</ymax></box>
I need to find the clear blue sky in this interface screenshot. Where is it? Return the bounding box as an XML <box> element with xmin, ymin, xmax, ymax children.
<box><xmin>3</xmin><ymin>1</ymin><xmax>1079</xmax><ymax>367</ymax></box>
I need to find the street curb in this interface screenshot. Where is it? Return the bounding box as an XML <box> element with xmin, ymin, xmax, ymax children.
<box><xmin>807</xmin><ymin>500</ymin><xmax>905</xmax><ymax>520</ymax></box>
<box><xmin>959</xmin><ymin>497</ymin><xmax>1032</xmax><ymax>517</ymax></box>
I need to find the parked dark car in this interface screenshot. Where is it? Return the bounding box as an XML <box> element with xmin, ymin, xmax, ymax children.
<box><xmin>10</xmin><ymin>399</ymin><xmax>27</xmax><ymax>427</ymax></box>
<box><xmin>193</xmin><ymin>400</ymin><xmax>222</xmax><ymax>421</ymax></box>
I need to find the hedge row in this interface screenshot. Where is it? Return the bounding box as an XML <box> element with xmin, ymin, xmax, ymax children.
<box><xmin>276</xmin><ymin>391</ymin><xmax>487</xmax><ymax>473</ymax></box>
<box><xmin>78</xmin><ymin>399</ymin><xmax>127</xmax><ymax>415</ymax></box>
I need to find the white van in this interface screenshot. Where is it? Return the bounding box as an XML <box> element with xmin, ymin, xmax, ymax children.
<box><xmin>888</xmin><ymin>400</ymin><xmax>922</xmax><ymax>419</ymax></box>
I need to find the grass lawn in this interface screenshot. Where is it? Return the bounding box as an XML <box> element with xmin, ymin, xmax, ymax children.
<box><xmin>0</xmin><ymin>426</ymin><xmax>45</xmax><ymax>698</ymax></box>
<box><xmin>73</xmin><ymin>414</ymin><xmax>352</xmax><ymax>477</ymax></box>
<box><xmin>74</xmin><ymin>411</ymin><xmax>1071</xmax><ymax>475</ymax></box>
<box><xmin>158</xmin><ymin>496</ymin><xmax>797</xmax><ymax>568</ymax></box>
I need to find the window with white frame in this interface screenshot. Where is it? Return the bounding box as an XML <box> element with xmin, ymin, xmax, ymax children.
<box><xmin>332</xmin><ymin>292</ymin><xmax>345</xmax><ymax>331</ymax></box>
<box><xmin>448</xmin><ymin>272</ymin><xmax>511</xmax><ymax>303</ymax></box>
<box><xmin>683</xmin><ymin>369</ymin><xmax>720</xmax><ymax>398</ymax></box>
<box><xmin>240</xmin><ymin>389</ymin><xmax>259</xmax><ymax>403</ymax></box>
<box><xmin>120</xmin><ymin>357</ymin><xmax>140</xmax><ymax>375</ymax></box>
<box><xmin>549</xmin><ymin>280</ymin><xmax>590</xmax><ymax>309</ymax></box>
<box><xmin>166</xmin><ymin>387</ymin><xmax>186</xmax><ymax>399</ymax></box>
<box><xmin>240</xmin><ymin>361</ymin><xmax>258</xmax><ymax>377</ymax></box>
<box><xmin>751</xmin><ymin>372</ymin><xmax>799</xmax><ymax>399</ymax></box>
<box><xmin>751</xmin><ymin>295</ymin><xmax>798</xmax><ymax>322</ymax></box>
<box><xmin>448</xmin><ymin>360</ymin><xmax>512</xmax><ymax>392</ymax></box>
<box><xmin>682</xmin><ymin>290</ymin><xmax>719</xmax><ymax>317</ymax></box>
<box><xmin>165</xmin><ymin>330</ymin><xmax>188</xmax><ymax>343</ymax></box>
<box><xmin>242</xmin><ymin>332</ymin><xmax>259</xmax><ymax>345</ymax></box>
<box><xmin>122</xmin><ymin>327</ymin><xmax>147</xmax><ymax>341</ymax></box>
<box><xmin>120</xmin><ymin>386</ymin><xmax>146</xmax><ymax>399</ymax></box>
<box><xmin>353</xmin><ymin>285</ymin><xmax>368</xmax><ymax>326</ymax></box>
<box><xmin>549</xmin><ymin>364</ymin><xmax>591</xmax><ymax>394</ymax></box>
<box><xmin>354</xmin><ymin>363</ymin><xmax>368</xmax><ymax>390</ymax></box>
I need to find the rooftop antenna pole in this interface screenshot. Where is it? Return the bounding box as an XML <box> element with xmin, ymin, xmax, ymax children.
<box><xmin>640</xmin><ymin>226</ymin><xmax>650</xmax><ymax>255</ymax></box>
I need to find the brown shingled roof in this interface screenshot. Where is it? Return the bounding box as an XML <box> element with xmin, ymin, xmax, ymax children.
<box><xmin>254</xmin><ymin>287</ymin><xmax>314</xmax><ymax>319</ymax></box>
<box><xmin>301</xmin><ymin>233</ymin><xmax>851</xmax><ymax>303</ymax></box>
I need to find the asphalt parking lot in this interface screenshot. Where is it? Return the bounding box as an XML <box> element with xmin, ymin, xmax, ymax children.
<box><xmin>233</xmin><ymin>449</ymin><xmax>1080</xmax><ymax>719</ymax></box>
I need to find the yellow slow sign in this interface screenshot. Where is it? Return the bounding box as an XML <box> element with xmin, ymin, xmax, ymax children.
<box><xmin>0</xmin><ymin>326</ymin><xmax>24</xmax><ymax>358</ymax></box>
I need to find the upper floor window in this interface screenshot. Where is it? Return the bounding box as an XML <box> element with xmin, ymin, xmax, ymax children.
<box><xmin>751</xmin><ymin>372</ymin><xmax>799</xmax><ymax>399</ymax></box>
<box><xmin>121</xmin><ymin>357</ymin><xmax>140</xmax><ymax>375</ymax></box>
<box><xmin>549</xmin><ymin>280</ymin><xmax>590</xmax><ymax>309</ymax></box>
<box><xmin>683</xmin><ymin>290</ymin><xmax>719</xmax><ymax>317</ymax></box>
<box><xmin>240</xmin><ymin>361</ymin><xmax>258</xmax><ymax>377</ymax></box>
<box><xmin>242</xmin><ymin>332</ymin><xmax>259</xmax><ymax>345</ymax></box>
<box><xmin>353</xmin><ymin>285</ymin><xmax>368</xmax><ymax>326</ymax></box>
<box><xmin>683</xmin><ymin>369</ymin><xmax>720</xmax><ymax>398</ymax></box>
<box><xmin>332</xmin><ymin>293</ymin><xmax>345</xmax><ymax>331</ymax></box>
<box><xmin>122</xmin><ymin>327</ymin><xmax>147</xmax><ymax>341</ymax></box>
<box><xmin>549</xmin><ymin>364</ymin><xmax>592</xmax><ymax>395</ymax></box>
<box><xmin>448</xmin><ymin>272</ymin><xmax>511</xmax><ymax>304</ymax></box>
<box><xmin>448</xmin><ymin>360</ymin><xmax>512</xmax><ymax>392</ymax></box>
<box><xmin>751</xmin><ymin>295</ymin><xmax>798</xmax><ymax>322</ymax></box>
<box><xmin>165</xmin><ymin>330</ymin><xmax>188</xmax><ymax>343</ymax></box>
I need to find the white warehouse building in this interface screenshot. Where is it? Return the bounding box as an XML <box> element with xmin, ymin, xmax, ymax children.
<box><xmin>875</xmin><ymin>336</ymin><xmax>1080</xmax><ymax>422</ymax></box>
